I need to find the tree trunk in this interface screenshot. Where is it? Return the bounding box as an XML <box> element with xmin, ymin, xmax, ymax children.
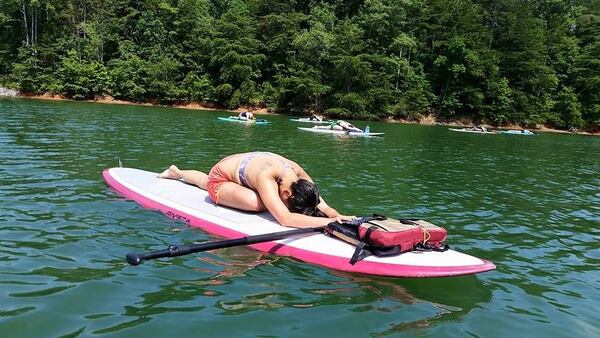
<box><xmin>30</xmin><ymin>4</ymin><xmax>34</xmax><ymax>45</ymax></box>
<box><xmin>395</xmin><ymin>66</ymin><xmax>400</xmax><ymax>90</ymax></box>
<box><xmin>21</xmin><ymin>4</ymin><xmax>30</xmax><ymax>46</ymax></box>
<box><xmin>33</xmin><ymin>6</ymin><xmax>37</xmax><ymax>46</ymax></box>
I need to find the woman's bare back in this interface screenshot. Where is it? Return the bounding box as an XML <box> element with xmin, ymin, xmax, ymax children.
<box><xmin>217</xmin><ymin>152</ymin><xmax>296</xmax><ymax>189</ymax></box>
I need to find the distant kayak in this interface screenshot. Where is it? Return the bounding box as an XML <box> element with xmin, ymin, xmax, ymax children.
<box><xmin>289</xmin><ymin>118</ymin><xmax>330</xmax><ymax>124</ymax></box>
<box><xmin>449</xmin><ymin>128</ymin><xmax>499</xmax><ymax>134</ymax></box>
<box><xmin>217</xmin><ymin>116</ymin><xmax>271</xmax><ymax>124</ymax></box>
<box><xmin>298</xmin><ymin>127</ymin><xmax>384</xmax><ymax>137</ymax></box>
<box><xmin>500</xmin><ymin>130</ymin><xmax>536</xmax><ymax>135</ymax></box>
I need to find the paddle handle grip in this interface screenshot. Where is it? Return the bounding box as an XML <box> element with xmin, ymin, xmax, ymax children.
<box><xmin>126</xmin><ymin>227</ymin><xmax>325</xmax><ymax>265</ymax></box>
<box><xmin>126</xmin><ymin>246</ymin><xmax>194</xmax><ymax>265</ymax></box>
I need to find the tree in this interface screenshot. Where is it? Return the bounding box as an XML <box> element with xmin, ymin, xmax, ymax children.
<box><xmin>0</xmin><ymin>0</ymin><xmax>597</xmax><ymax>130</ymax></box>
<box><xmin>573</xmin><ymin>4</ymin><xmax>600</xmax><ymax>129</ymax></box>
<box><xmin>209</xmin><ymin>0</ymin><xmax>265</xmax><ymax>107</ymax></box>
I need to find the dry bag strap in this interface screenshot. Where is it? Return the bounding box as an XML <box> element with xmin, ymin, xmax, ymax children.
<box><xmin>349</xmin><ymin>242</ymin><xmax>372</xmax><ymax>265</ymax></box>
<box><xmin>342</xmin><ymin>215</ymin><xmax>386</xmax><ymax>227</ymax></box>
<box><xmin>361</xmin><ymin>225</ymin><xmax>378</xmax><ymax>243</ymax></box>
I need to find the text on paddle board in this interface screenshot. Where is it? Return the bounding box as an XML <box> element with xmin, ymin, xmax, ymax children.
<box><xmin>165</xmin><ymin>211</ymin><xmax>190</xmax><ymax>224</ymax></box>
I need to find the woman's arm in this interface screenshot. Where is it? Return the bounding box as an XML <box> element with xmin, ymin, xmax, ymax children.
<box><xmin>316</xmin><ymin>199</ymin><xmax>341</xmax><ymax>218</ymax></box>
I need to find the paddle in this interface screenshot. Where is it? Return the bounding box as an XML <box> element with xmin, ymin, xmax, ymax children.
<box><xmin>126</xmin><ymin>226</ymin><xmax>325</xmax><ymax>265</ymax></box>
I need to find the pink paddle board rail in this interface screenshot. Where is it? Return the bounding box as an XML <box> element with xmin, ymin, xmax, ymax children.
<box><xmin>103</xmin><ymin>168</ymin><xmax>496</xmax><ymax>277</ymax></box>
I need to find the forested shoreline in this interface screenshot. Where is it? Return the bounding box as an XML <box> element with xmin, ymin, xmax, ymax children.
<box><xmin>1</xmin><ymin>0</ymin><xmax>598</xmax><ymax>130</ymax></box>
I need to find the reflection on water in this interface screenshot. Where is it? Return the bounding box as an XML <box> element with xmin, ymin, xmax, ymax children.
<box><xmin>1</xmin><ymin>98</ymin><xmax>599</xmax><ymax>337</ymax></box>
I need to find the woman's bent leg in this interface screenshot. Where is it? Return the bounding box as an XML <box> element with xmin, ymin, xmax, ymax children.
<box><xmin>180</xmin><ymin>170</ymin><xmax>208</xmax><ymax>189</ymax></box>
<box><xmin>158</xmin><ymin>165</ymin><xmax>208</xmax><ymax>189</ymax></box>
<box><xmin>215</xmin><ymin>182</ymin><xmax>266</xmax><ymax>212</ymax></box>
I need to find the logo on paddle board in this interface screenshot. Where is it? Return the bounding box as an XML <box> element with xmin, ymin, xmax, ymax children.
<box><xmin>165</xmin><ymin>211</ymin><xmax>190</xmax><ymax>224</ymax></box>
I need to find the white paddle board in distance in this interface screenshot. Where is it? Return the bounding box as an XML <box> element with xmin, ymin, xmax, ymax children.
<box><xmin>297</xmin><ymin>127</ymin><xmax>385</xmax><ymax>137</ymax></box>
<box><xmin>500</xmin><ymin>130</ymin><xmax>536</xmax><ymax>135</ymax></box>
<box><xmin>103</xmin><ymin>168</ymin><xmax>495</xmax><ymax>277</ymax></box>
<box><xmin>449</xmin><ymin>128</ymin><xmax>499</xmax><ymax>134</ymax></box>
<box><xmin>217</xmin><ymin>116</ymin><xmax>271</xmax><ymax>124</ymax></box>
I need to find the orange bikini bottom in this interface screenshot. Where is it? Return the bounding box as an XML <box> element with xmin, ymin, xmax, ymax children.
<box><xmin>206</xmin><ymin>161</ymin><xmax>232</xmax><ymax>205</ymax></box>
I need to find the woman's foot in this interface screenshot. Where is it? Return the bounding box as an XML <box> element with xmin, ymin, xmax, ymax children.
<box><xmin>158</xmin><ymin>165</ymin><xmax>182</xmax><ymax>179</ymax></box>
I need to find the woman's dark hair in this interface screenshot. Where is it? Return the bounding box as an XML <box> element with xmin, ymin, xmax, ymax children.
<box><xmin>288</xmin><ymin>179</ymin><xmax>322</xmax><ymax>216</ymax></box>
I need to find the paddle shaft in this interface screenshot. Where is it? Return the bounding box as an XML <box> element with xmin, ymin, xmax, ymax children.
<box><xmin>126</xmin><ymin>226</ymin><xmax>325</xmax><ymax>265</ymax></box>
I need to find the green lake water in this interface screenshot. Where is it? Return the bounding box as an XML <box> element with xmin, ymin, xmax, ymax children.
<box><xmin>1</xmin><ymin>98</ymin><xmax>598</xmax><ymax>337</ymax></box>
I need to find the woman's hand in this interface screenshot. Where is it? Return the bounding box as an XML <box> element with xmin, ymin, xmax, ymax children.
<box><xmin>329</xmin><ymin>215</ymin><xmax>357</xmax><ymax>223</ymax></box>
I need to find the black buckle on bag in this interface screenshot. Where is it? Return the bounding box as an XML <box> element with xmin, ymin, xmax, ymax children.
<box><xmin>414</xmin><ymin>242</ymin><xmax>449</xmax><ymax>252</ymax></box>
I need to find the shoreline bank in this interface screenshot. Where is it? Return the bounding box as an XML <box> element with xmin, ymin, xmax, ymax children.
<box><xmin>17</xmin><ymin>92</ymin><xmax>272</xmax><ymax>115</ymax></box>
<box><xmin>0</xmin><ymin>87</ymin><xmax>18</xmax><ymax>97</ymax></box>
<box><xmin>7</xmin><ymin>91</ymin><xmax>598</xmax><ymax>136</ymax></box>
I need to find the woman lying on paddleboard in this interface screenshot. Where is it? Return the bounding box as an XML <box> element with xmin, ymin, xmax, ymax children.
<box><xmin>158</xmin><ymin>152</ymin><xmax>353</xmax><ymax>228</ymax></box>
<box><xmin>315</xmin><ymin>120</ymin><xmax>363</xmax><ymax>132</ymax></box>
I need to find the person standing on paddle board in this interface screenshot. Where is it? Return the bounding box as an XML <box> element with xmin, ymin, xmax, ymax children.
<box><xmin>158</xmin><ymin>152</ymin><xmax>353</xmax><ymax>228</ymax></box>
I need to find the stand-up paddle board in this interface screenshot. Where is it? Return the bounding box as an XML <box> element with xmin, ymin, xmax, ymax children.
<box><xmin>449</xmin><ymin>128</ymin><xmax>499</xmax><ymax>134</ymax></box>
<box><xmin>103</xmin><ymin>167</ymin><xmax>495</xmax><ymax>277</ymax></box>
<box><xmin>298</xmin><ymin>127</ymin><xmax>385</xmax><ymax>137</ymax></box>
<box><xmin>500</xmin><ymin>130</ymin><xmax>536</xmax><ymax>135</ymax></box>
<box><xmin>218</xmin><ymin>116</ymin><xmax>271</xmax><ymax>124</ymax></box>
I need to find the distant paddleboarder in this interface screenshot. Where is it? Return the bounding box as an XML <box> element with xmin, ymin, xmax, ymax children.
<box><xmin>315</xmin><ymin>120</ymin><xmax>362</xmax><ymax>132</ymax></box>
<box><xmin>473</xmin><ymin>124</ymin><xmax>487</xmax><ymax>132</ymax></box>
<box><xmin>309</xmin><ymin>114</ymin><xmax>324</xmax><ymax>122</ymax></box>
<box><xmin>238</xmin><ymin>111</ymin><xmax>255</xmax><ymax>120</ymax></box>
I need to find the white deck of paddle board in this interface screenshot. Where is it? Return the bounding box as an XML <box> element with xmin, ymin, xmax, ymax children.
<box><xmin>217</xmin><ymin>117</ymin><xmax>270</xmax><ymax>124</ymax></box>
<box><xmin>449</xmin><ymin>128</ymin><xmax>498</xmax><ymax>134</ymax></box>
<box><xmin>290</xmin><ymin>118</ymin><xmax>330</xmax><ymax>124</ymax></box>
<box><xmin>297</xmin><ymin>127</ymin><xmax>384</xmax><ymax>137</ymax></box>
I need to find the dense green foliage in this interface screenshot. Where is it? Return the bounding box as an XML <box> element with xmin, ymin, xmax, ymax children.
<box><xmin>1</xmin><ymin>0</ymin><xmax>598</xmax><ymax>129</ymax></box>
